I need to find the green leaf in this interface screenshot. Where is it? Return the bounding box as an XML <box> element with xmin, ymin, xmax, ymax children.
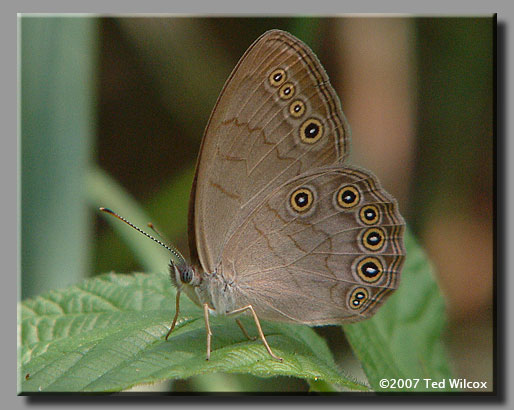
<box><xmin>19</xmin><ymin>272</ymin><xmax>368</xmax><ymax>393</ymax></box>
<box><xmin>343</xmin><ymin>228</ymin><xmax>454</xmax><ymax>392</ymax></box>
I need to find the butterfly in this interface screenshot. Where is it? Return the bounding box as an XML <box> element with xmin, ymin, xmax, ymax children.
<box><xmin>102</xmin><ymin>29</ymin><xmax>405</xmax><ymax>362</ymax></box>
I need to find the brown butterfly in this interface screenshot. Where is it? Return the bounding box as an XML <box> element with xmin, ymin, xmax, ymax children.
<box><xmin>102</xmin><ymin>29</ymin><xmax>405</xmax><ymax>362</ymax></box>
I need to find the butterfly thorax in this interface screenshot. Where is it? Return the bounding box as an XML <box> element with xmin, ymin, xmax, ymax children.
<box><xmin>170</xmin><ymin>257</ymin><xmax>238</xmax><ymax>315</ymax></box>
<box><xmin>197</xmin><ymin>267</ymin><xmax>238</xmax><ymax>315</ymax></box>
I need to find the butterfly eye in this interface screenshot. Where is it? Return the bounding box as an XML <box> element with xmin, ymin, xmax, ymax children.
<box><xmin>361</xmin><ymin>227</ymin><xmax>386</xmax><ymax>252</ymax></box>
<box><xmin>359</xmin><ymin>204</ymin><xmax>380</xmax><ymax>225</ymax></box>
<box><xmin>180</xmin><ymin>267</ymin><xmax>193</xmax><ymax>284</ymax></box>
<box><xmin>269</xmin><ymin>68</ymin><xmax>286</xmax><ymax>87</ymax></box>
<box><xmin>349</xmin><ymin>287</ymin><xmax>369</xmax><ymax>310</ymax></box>
<box><xmin>300</xmin><ymin>118</ymin><xmax>323</xmax><ymax>144</ymax></box>
<box><xmin>356</xmin><ymin>257</ymin><xmax>384</xmax><ymax>283</ymax></box>
<box><xmin>289</xmin><ymin>187</ymin><xmax>314</xmax><ymax>213</ymax></box>
<box><xmin>289</xmin><ymin>99</ymin><xmax>305</xmax><ymax>118</ymax></box>
<box><xmin>335</xmin><ymin>185</ymin><xmax>360</xmax><ymax>209</ymax></box>
<box><xmin>279</xmin><ymin>82</ymin><xmax>295</xmax><ymax>100</ymax></box>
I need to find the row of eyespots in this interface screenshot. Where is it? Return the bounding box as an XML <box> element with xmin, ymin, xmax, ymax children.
<box><xmin>268</xmin><ymin>68</ymin><xmax>324</xmax><ymax>144</ymax></box>
<box><xmin>334</xmin><ymin>185</ymin><xmax>387</xmax><ymax>252</ymax></box>
<box><xmin>289</xmin><ymin>185</ymin><xmax>387</xmax><ymax>252</ymax></box>
<box><xmin>286</xmin><ymin>185</ymin><xmax>390</xmax><ymax>310</ymax></box>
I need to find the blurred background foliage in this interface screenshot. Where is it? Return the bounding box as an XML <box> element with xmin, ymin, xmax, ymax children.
<box><xmin>20</xmin><ymin>16</ymin><xmax>493</xmax><ymax>392</ymax></box>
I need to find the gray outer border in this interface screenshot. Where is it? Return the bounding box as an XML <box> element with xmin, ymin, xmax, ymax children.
<box><xmin>9</xmin><ymin>2</ymin><xmax>511</xmax><ymax>409</ymax></box>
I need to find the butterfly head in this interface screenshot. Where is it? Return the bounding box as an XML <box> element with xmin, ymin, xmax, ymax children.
<box><xmin>169</xmin><ymin>259</ymin><xmax>201</xmax><ymax>289</ymax></box>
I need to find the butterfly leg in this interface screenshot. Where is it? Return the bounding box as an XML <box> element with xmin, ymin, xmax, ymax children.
<box><xmin>165</xmin><ymin>290</ymin><xmax>181</xmax><ymax>340</ymax></box>
<box><xmin>227</xmin><ymin>305</ymin><xmax>283</xmax><ymax>362</ymax></box>
<box><xmin>203</xmin><ymin>303</ymin><xmax>212</xmax><ymax>360</ymax></box>
<box><xmin>235</xmin><ymin>318</ymin><xmax>257</xmax><ymax>341</ymax></box>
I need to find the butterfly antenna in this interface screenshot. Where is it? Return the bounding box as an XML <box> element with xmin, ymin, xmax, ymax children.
<box><xmin>147</xmin><ymin>222</ymin><xmax>187</xmax><ymax>268</ymax></box>
<box><xmin>99</xmin><ymin>207</ymin><xmax>187</xmax><ymax>268</ymax></box>
<box><xmin>147</xmin><ymin>222</ymin><xmax>170</xmax><ymax>244</ymax></box>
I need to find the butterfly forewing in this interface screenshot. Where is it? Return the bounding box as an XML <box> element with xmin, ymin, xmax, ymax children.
<box><xmin>190</xmin><ymin>30</ymin><xmax>351</xmax><ymax>273</ymax></box>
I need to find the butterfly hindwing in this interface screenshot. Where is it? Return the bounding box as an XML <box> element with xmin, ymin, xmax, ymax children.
<box><xmin>220</xmin><ymin>166</ymin><xmax>405</xmax><ymax>324</ymax></box>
